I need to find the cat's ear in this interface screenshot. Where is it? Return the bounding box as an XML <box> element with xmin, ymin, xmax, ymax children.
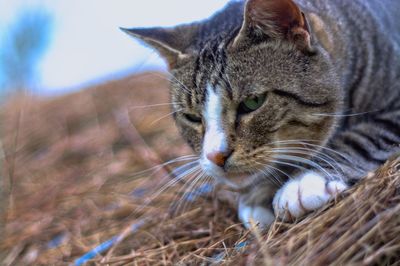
<box><xmin>121</xmin><ymin>26</ymin><xmax>196</xmax><ymax>68</ymax></box>
<box><xmin>232</xmin><ymin>0</ymin><xmax>314</xmax><ymax>53</ymax></box>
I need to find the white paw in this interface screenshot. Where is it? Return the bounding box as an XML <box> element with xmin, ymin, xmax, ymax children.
<box><xmin>272</xmin><ymin>172</ymin><xmax>347</xmax><ymax>221</ymax></box>
<box><xmin>238</xmin><ymin>201</ymin><xmax>275</xmax><ymax>229</ymax></box>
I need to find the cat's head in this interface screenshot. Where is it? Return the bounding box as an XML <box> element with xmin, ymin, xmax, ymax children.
<box><xmin>123</xmin><ymin>0</ymin><xmax>342</xmax><ymax>189</ymax></box>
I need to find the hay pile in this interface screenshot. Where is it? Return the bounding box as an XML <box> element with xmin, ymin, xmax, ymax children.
<box><xmin>1</xmin><ymin>72</ymin><xmax>399</xmax><ymax>265</ymax></box>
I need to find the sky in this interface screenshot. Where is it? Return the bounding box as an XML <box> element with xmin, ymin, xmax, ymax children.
<box><xmin>0</xmin><ymin>0</ymin><xmax>230</xmax><ymax>95</ymax></box>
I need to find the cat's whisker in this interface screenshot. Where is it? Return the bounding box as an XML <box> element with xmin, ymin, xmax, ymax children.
<box><xmin>145</xmin><ymin>72</ymin><xmax>192</xmax><ymax>95</ymax></box>
<box><xmin>149</xmin><ymin>109</ymin><xmax>183</xmax><ymax>125</ymax></box>
<box><xmin>281</xmin><ymin>141</ymin><xmax>363</xmax><ymax>172</ymax></box>
<box><xmin>275</xmin><ymin>146</ymin><xmax>344</xmax><ymax>167</ymax></box>
<box><xmin>146</xmin><ymin>164</ymin><xmax>199</xmax><ymax>200</ymax></box>
<box><xmin>277</xmin><ymin>139</ymin><xmax>349</xmax><ymax>159</ymax></box>
<box><xmin>311</xmin><ymin>110</ymin><xmax>379</xmax><ymax>117</ymax></box>
<box><xmin>272</xmin><ymin>154</ymin><xmax>334</xmax><ymax>180</ymax></box>
<box><xmin>168</xmin><ymin>168</ymin><xmax>203</xmax><ymax>212</ymax></box>
<box><xmin>265</xmin><ymin>163</ymin><xmax>293</xmax><ymax>182</ymax></box>
<box><xmin>267</xmin><ymin>168</ymin><xmax>284</xmax><ymax>186</ymax></box>
<box><xmin>179</xmin><ymin>172</ymin><xmax>207</xmax><ymax>210</ymax></box>
<box><xmin>165</xmin><ymin>73</ymin><xmax>192</xmax><ymax>95</ymax></box>
<box><xmin>170</xmin><ymin>170</ymin><xmax>206</xmax><ymax>215</ymax></box>
<box><xmin>128</xmin><ymin>155</ymin><xmax>199</xmax><ymax>179</ymax></box>
<box><xmin>255</xmin><ymin>164</ymin><xmax>283</xmax><ymax>187</ymax></box>
<box><xmin>271</xmin><ymin>139</ymin><xmax>352</xmax><ymax>163</ymax></box>
<box><xmin>128</xmin><ymin>102</ymin><xmax>184</xmax><ymax>110</ymax></box>
<box><xmin>268</xmin><ymin>158</ymin><xmax>308</xmax><ymax>172</ymax></box>
<box><xmin>180</xmin><ymin>175</ymin><xmax>212</xmax><ymax>214</ymax></box>
<box><xmin>169</xmin><ymin>160</ymin><xmax>201</xmax><ymax>181</ymax></box>
<box><xmin>253</xmin><ymin>162</ymin><xmax>280</xmax><ymax>186</ymax></box>
<box><xmin>133</xmin><ymin>161</ymin><xmax>201</xmax><ymax>215</ymax></box>
<box><xmin>254</xmin><ymin>159</ymin><xmax>292</xmax><ymax>185</ymax></box>
<box><xmin>271</xmin><ymin>148</ymin><xmax>343</xmax><ymax>177</ymax></box>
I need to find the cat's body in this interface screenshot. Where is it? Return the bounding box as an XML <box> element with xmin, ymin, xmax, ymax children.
<box><xmin>124</xmin><ymin>0</ymin><xmax>400</xmax><ymax>227</ymax></box>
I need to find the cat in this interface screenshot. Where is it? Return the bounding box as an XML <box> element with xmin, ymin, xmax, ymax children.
<box><xmin>122</xmin><ymin>0</ymin><xmax>400</xmax><ymax>228</ymax></box>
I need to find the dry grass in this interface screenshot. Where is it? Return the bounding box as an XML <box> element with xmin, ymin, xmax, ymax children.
<box><xmin>0</xmin><ymin>72</ymin><xmax>399</xmax><ymax>265</ymax></box>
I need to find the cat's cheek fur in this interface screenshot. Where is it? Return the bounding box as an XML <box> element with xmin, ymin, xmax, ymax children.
<box><xmin>238</xmin><ymin>200</ymin><xmax>275</xmax><ymax>229</ymax></box>
<box><xmin>273</xmin><ymin>172</ymin><xmax>347</xmax><ymax>221</ymax></box>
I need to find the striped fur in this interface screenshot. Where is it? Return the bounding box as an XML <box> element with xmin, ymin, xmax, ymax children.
<box><xmin>125</xmin><ymin>0</ymin><xmax>400</xmax><ymax>224</ymax></box>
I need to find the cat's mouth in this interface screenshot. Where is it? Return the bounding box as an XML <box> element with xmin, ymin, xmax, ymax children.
<box><xmin>217</xmin><ymin>171</ymin><xmax>258</xmax><ymax>189</ymax></box>
<box><xmin>200</xmin><ymin>157</ymin><xmax>259</xmax><ymax>189</ymax></box>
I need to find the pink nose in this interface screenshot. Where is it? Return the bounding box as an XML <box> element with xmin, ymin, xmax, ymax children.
<box><xmin>206</xmin><ymin>151</ymin><xmax>231</xmax><ymax>167</ymax></box>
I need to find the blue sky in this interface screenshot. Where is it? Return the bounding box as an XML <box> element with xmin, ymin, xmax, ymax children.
<box><xmin>0</xmin><ymin>0</ymin><xmax>230</xmax><ymax>95</ymax></box>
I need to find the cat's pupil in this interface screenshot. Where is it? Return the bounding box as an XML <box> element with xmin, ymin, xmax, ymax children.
<box><xmin>238</xmin><ymin>94</ymin><xmax>267</xmax><ymax>114</ymax></box>
<box><xmin>184</xmin><ymin>113</ymin><xmax>202</xmax><ymax>123</ymax></box>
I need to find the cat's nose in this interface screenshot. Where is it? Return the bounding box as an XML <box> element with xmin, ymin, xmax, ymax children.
<box><xmin>206</xmin><ymin>150</ymin><xmax>232</xmax><ymax>168</ymax></box>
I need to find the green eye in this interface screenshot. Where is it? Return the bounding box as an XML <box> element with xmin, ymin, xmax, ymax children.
<box><xmin>238</xmin><ymin>94</ymin><xmax>267</xmax><ymax>114</ymax></box>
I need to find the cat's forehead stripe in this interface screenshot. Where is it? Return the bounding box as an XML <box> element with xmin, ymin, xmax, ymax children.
<box><xmin>191</xmin><ymin>43</ymin><xmax>233</xmax><ymax>100</ymax></box>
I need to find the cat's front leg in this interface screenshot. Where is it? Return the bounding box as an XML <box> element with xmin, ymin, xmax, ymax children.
<box><xmin>238</xmin><ymin>199</ymin><xmax>275</xmax><ymax>229</ymax></box>
<box><xmin>273</xmin><ymin>172</ymin><xmax>347</xmax><ymax>221</ymax></box>
<box><xmin>238</xmin><ymin>185</ymin><xmax>277</xmax><ymax>229</ymax></box>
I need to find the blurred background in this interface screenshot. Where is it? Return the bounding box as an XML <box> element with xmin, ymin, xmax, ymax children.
<box><xmin>0</xmin><ymin>0</ymin><xmax>230</xmax><ymax>97</ymax></box>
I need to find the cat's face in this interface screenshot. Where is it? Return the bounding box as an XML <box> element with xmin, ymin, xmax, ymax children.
<box><xmin>124</xmin><ymin>0</ymin><xmax>342</xmax><ymax>188</ymax></box>
<box><xmin>170</xmin><ymin>41</ymin><xmax>340</xmax><ymax>188</ymax></box>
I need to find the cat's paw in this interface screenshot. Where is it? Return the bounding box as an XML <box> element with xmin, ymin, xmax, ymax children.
<box><xmin>272</xmin><ymin>172</ymin><xmax>347</xmax><ymax>221</ymax></box>
<box><xmin>238</xmin><ymin>201</ymin><xmax>275</xmax><ymax>229</ymax></box>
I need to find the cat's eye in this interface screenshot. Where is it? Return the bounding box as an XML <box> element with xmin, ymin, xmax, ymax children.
<box><xmin>238</xmin><ymin>94</ymin><xmax>267</xmax><ymax>114</ymax></box>
<box><xmin>183</xmin><ymin>113</ymin><xmax>202</xmax><ymax>123</ymax></box>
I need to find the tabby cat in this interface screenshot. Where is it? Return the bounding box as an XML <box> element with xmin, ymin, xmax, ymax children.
<box><xmin>123</xmin><ymin>0</ymin><xmax>400</xmax><ymax>228</ymax></box>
